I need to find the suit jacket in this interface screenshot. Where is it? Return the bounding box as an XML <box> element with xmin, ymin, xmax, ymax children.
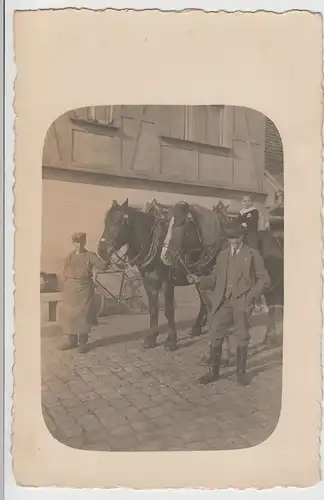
<box><xmin>198</xmin><ymin>244</ymin><xmax>271</xmax><ymax>314</ymax></box>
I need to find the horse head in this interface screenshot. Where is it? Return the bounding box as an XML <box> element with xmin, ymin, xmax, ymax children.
<box><xmin>161</xmin><ymin>202</ymin><xmax>200</xmax><ymax>266</ymax></box>
<box><xmin>97</xmin><ymin>198</ymin><xmax>130</xmax><ymax>262</ymax></box>
<box><xmin>161</xmin><ymin>202</ymin><xmax>224</xmax><ymax>267</ymax></box>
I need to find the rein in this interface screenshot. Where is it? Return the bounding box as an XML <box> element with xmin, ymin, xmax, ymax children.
<box><xmin>106</xmin><ymin>211</ymin><xmax>164</xmax><ymax>269</ymax></box>
<box><xmin>177</xmin><ymin>251</ymin><xmax>191</xmax><ymax>276</ymax></box>
<box><xmin>128</xmin><ymin>220</ymin><xmax>158</xmax><ymax>267</ymax></box>
<box><xmin>163</xmin><ymin>208</ymin><xmax>224</xmax><ymax>278</ymax></box>
<box><xmin>102</xmin><ymin>216</ymin><xmax>130</xmax><ymax>264</ymax></box>
<box><xmin>274</xmin><ymin>236</ymin><xmax>283</xmax><ymax>253</ymax></box>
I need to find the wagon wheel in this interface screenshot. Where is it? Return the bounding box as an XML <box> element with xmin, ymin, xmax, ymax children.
<box><xmin>93</xmin><ymin>284</ymin><xmax>134</xmax><ymax>317</ymax></box>
<box><xmin>121</xmin><ymin>276</ymin><xmax>149</xmax><ymax>313</ymax></box>
<box><xmin>122</xmin><ymin>277</ymin><xmax>175</xmax><ymax>313</ymax></box>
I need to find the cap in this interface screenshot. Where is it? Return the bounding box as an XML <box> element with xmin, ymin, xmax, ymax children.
<box><xmin>223</xmin><ymin>219</ymin><xmax>244</xmax><ymax>238</ymax></box>
<box><xmin>72</xmin><ymin>232</ymin><xmax>86</xmax><ymax>243</ymax></box>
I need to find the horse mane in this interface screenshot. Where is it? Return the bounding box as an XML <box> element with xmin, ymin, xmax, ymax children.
<box><xmin>189</xmin><ymin>204</ymin><xmax>223</xmax><ymax>247</ymax></box>
<box><xmin>104</xmin><ymin>204</ymin><xmax>149</xmax><ymax>223</ymax></box>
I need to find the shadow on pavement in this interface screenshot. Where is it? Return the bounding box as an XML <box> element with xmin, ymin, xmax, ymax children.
<box><xmin>220</xmin><ymin>346</ymin><xmax>282</xmax><ymax>382</ymax></box>
<box><xmin>86</xmin><ymin>318</ymin><xmax>206</xmax><ymax>350</ymax></box>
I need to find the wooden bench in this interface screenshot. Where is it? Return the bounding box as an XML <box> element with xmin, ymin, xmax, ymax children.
<box><xmin>40</xmin><ymin>292</ymin><xmax>62</xmax><ymax>324</ymax></box>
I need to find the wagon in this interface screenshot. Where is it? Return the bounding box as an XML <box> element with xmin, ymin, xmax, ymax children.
<box><xmin>94</xmin><ymin>253</ymin><xmax>150</xmax><ymax>316</ymax></box>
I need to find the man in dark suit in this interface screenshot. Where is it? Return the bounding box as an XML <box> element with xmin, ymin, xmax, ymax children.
<box><xmin>188</xmin><ymin>219</ymin><xmax>271</xmax><ymax>386</ymax></box>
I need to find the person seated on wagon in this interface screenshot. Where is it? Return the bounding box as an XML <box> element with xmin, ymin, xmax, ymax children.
<box><xmin>237</xmin><ymin>195</ymin><xmax>259</xmax><ymax>250</ymax></box>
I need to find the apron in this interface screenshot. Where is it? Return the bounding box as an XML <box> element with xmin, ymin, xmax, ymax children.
<box><xmin>60</xmin><ymin>251</ymin><xmax>96</xmax><ymax>335</ymax></box>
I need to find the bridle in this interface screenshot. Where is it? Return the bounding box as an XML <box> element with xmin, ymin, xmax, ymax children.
<box><xmin>162</xmin><ymin>212</ymin><xmax>202</xmax><ymax>255</ymax></box>
<box><xmin>163</xmin><ymin>209</ymin><xmax>225</xmax><ymax>277</ymax></box>
<box><xmin>98</xmin><ymin>212</ymin><xmax>130</xmax><ymax>265</ymax></box>
<box><xmin>99</xmin><ymin>210</ymin><xmax>162</xmax><ymax>268</ymax></box>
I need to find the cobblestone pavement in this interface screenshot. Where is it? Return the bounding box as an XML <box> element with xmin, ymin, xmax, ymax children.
<box><xmin>41</xmin><ymin>290</ymin><xmax>282</xmax><ymax>452</ymax></box>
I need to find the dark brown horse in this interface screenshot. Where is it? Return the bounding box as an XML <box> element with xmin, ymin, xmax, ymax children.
<box><xmin>161</xmin><ymin>201</ymin><xmax>284</xmax><ymax>345</ymax></box>
<box><xmin>97</xmin><ymin>199</ymin><xmax>221</xmax><ymax>351</ymax></box>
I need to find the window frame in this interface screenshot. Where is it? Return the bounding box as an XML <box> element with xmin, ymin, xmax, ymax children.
<box><xmin>87</xmin><ymin>105</ymin><xmax>115</xmax><ymax>125</ymax></box>
<box><xmin>71</xmin><ymin>105</ymin><xmax>118</xmax><ymax>130</ymax></box>
<box><xmin>182</xmin><ymin>105</ymin><xmax>230</xmax><ymax>148</ymax></box>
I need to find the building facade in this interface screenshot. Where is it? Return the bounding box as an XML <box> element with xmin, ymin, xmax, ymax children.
<box><xmin>42</xmin><ymin>105</ymin><xmax>282</xmax><ymax>273</ymax></box>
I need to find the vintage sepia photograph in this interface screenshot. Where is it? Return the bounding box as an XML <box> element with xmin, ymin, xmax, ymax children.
<box><xmin>40</xmin><ymin>104</ymin><xmax>284</xmax><ymax>452</ymax></box>
<box><xmin>12</xmin><ymin>8</ymin><xmax>322</xmax><ymax>490</ymax></box>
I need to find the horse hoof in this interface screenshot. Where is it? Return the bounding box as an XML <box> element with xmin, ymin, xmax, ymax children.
<box><xmin>190</xmin><ymin>327</ymin><xmax>202</xmax><ymax>338</ymax></box>
<box><xmin>237</xmin><ymin>373</ymin><xmax>250</xmax><ymax>386</ymax></box>
<box><xmin>143</xmin><ymin>337</ymin><xmax>158</xmax><ymax>349</ymax></box>
<box><xmin>164</xmin><ymin>341</ymin><xmax>177</xmax><ymax>352</ymax></box>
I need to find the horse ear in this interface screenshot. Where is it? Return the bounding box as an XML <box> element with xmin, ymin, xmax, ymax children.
<box><xmin>122</xmin><ymin>198</ymin><xmax>129</xmax><ymax>208</ymax></box>
<box><xmin>112</xmin><ymin>200</ymin><xmax>119</xmax><ymax>207</ymax></box>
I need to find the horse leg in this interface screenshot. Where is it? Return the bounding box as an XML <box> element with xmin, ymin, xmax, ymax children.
<box><xmin>143</xmin><ymin>285</ymin><xmax>159</xmax><ymax>349</ymax></box>
<box><xmin>263</xmin><ymin>305</ymin><xmax>276</xmax><ymax>345</ymax></box>
<box><xmin>163</xmin><ymin>283</ymin><xmax>178</xmax><ymax>351</ymax></box>
<box><xmin>191</xmin><ymin>287</ymin><xmax>207</xmax><ymax>337</ymax></box>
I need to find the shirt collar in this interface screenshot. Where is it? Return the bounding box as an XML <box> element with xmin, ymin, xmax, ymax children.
<box><xmin>240</xmin><ymin>206</ymin><xmax>256</xmax><ymax>215</ymax></box>
<box><xmin>230</xmin><ymin>242</ymin><xmax>243</xmax><ymax>255</ymax></box>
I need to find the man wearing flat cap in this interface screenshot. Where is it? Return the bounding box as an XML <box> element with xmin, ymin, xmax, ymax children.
<box><xmin>188</xmin><ymin>219</ymin><xmax>271</xmax><ymax>386</ymax></box>
<box><xmin>58</xmin><ymin>232</ymin><xmax>108</xmax><ymax>353</ymax></box>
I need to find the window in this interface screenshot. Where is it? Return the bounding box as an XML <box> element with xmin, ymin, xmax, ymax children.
<box><xmin>184</xmin><ymin>105</ymin><xmax>225</xmax><ymax>147</ymax></box>
<box><xmin>161</xmin><ymin>105</ymin><xmax>229</xmax><ymax>148</ymax></box>
<box><xmin>87</xmin><ymin>105</ymin><xmax>115</xmax><ymax>125</ymax></box>
<box><xmin>73</xmin><ymin>105</ymin><xmax>115</xmax><ymax>126</ymax></box>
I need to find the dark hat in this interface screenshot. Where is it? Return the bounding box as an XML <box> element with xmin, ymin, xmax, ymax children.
<box><xmin>223</xmin><ymin>219</ymin><xmax>244</xmax><ymax>238</ymax></box>
<box><xmin>72</xmin><ymin>232</ymin><xmax>86</xmax><ymax>243</ymax></box>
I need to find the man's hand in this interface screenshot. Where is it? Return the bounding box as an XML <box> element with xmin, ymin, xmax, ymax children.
<box><xmin>187</xmin><ymin>274</ymin><xmax>200</xmax><ymax>285</ymax></box>
<box><xmin>245</xmin><ymin>293</ymin><xmax>255</xmax><ymax>309</ymax></box>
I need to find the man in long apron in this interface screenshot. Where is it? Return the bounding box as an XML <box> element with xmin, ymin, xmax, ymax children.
<box><xmin>58</xmin><ymin>232</ymin><xmax>108</xmax><ymax>353</ymax></box>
